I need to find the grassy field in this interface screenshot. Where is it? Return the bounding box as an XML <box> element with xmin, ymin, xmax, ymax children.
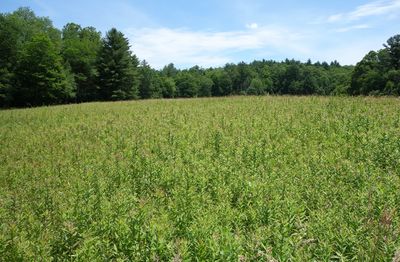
<box><xmin>0</xmin><ymin>96</ymin><xmax>399</xmax><ymax>261</ymax></box>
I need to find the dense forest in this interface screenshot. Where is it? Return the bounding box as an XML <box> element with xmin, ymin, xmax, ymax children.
<box><xmin>0</xmin><ymin>8</ymin><xmax>399</xmax><ymax>108</ymax></box>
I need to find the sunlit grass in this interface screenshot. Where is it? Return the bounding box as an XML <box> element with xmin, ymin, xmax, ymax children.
<box><xmin>1</xmin><ymin>96</ymin><xmax>399</xmax><ymax>260</ymax></box>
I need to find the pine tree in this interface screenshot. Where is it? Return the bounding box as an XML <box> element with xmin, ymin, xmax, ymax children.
<box><xmin>96</xmin><ymin>28</ymin><xmax>139</xmax><ymax>101</ymax></box>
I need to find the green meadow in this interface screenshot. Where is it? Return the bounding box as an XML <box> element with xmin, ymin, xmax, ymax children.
<box><xmin>1</xmin><ymin>96</ymin><xmax>399</xmax><ymax>261</ymax></box>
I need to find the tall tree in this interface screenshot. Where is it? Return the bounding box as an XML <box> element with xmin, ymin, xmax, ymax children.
<box><xmin>0</xmin><ymin>7</ymin><xmax>62</xmax><ymax>107</ymax></box>
<box><xmin>14</xmin><ymin>34</ymin><xmax>74</xmax><ymax>106</ymax></box>
<box><xmin>384</xmin><ymin>34</ymin><xmax>400</xmax><ymax>69</ymax></box>
<box><xmin>198</xmin><ymin>76</ymin><xmax>213</xmax><ymax>97</ymax></box>
<box><xmin>210</xmin><ymin>70</ymin><xmax>233</xmax><ymax>96</ymax></box>
<box><xmin>233</xmin><ymin>62</ymin><xmax>255</xmax><ymax>94</ymax></box>
<box><xmin>350</xmin><ymin>51</ymin><xmax>386</xmax><ymax>95</ymax></box>
<box><xmin>138</xmin><ymin>60</ymin><xmax>162</xmax><ymax>99</ymax></box>
<box><xmin>162</xmin><ymin>63</ymin><xmax>179</xmax><ymax>77</ymax></box>
<box><xmin>160</xmin><ymin>76</ymin><xmax>176</xmax><ymax>98</ymax></box>
<box><xmin>175</xmin><ymin>72</ymin><xmax>199</xmax><ymax>98</ymax></box>
<box><xmin>96</xmin><ymin>28</ymin><xmax>139</xmax><ymax>100</ymax></box>
<box><xmin>0</xmin><ymin>14</ymin><xmax>15</xmax><ymax>106</ymax></box>
<box><xmin>62</xmin><ymin>23</ymin><xmax>101</xmax><ymax>102</ymax></box>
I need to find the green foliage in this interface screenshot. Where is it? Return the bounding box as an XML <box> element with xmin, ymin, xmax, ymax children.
<box><xmin>233</xmin><ymin>62</ymin><xmax>256</xmax><ymax>94</ymax></box>
<box><xmin>0</xmin><ymin>7</ymin><xmax>63</xmax><ymax>107</ymax></box>
<box><xmin>0</xmin><ymin>67</ymin><xmax>13</xmax><ymax>107</ymax></box>
<box><xmin>210</xmin><ymin>69</ymin><xmax>233</xmax><ymax>96</ymax></box>
<box><xmin>1</xmin><ymin>96</ymin><xmax>399</xmax><ymax>260</ymax></box>
<box><xmin>247</xmin><ymin>78</ymin><xmax>264</xmax><ymax>95</ymax></box>
<box><xmin>6</xmin><ymin>7</ymin><xmax>61</xmax><ymax>47</ymax></box>
<box><xmin>0</xmin><ymin>14</ymin><xmax>16</xmax><ymax>107</ymax></box>
<box><xmin>161</xmin><ymin>63</ymin><xmax>178</xmax><ymax>78</ymax></box>
<box><xmin>175</xmin><ymin>72</ymin><xmax>199</xmax><ymax>97</ymax></box>
<box><xmin>14</xmin><ymin>34</ymin><xmax>74</xmax><ymax>106</ymax></box>
<box><xmin>138</xmin><ymin>60</ymin><xmax>162</xmax><ymax>99</ymax></box>
<box><xmin>0</xmin><ymin>7</ymin><xmax>358</xmax><ymax>108</ymax></box>
<box><xmin>384</xmin><ymin>34</ymin><xmax>400</xmax><ymax>69</ymax></box>
<box><xmin>2</xmin><ymin>6</ymin><xmax>400</xmax><ymax>108</ymax></box>
<box><xmin>259</xmin><ymin>65</ymin><xmax>274</xmax><ymax>94</ymax></box>
<box><xmin>198</xmin><ymin>76</ymin><xmax>214</xmax><ymax>97</ymax></box>
<box><xmin>61</xmin><ymin>23</ymin><xmax>101</xmax><ymax>102</ymax></box>
<box><xmin>248</xmin><ymin>60</ymin><xmax>352</xmax><ymax>96</ymax></box>
<box><xmin>385</xmin><ymin>70</ymin><xmax>400</xmax><ymax>95</ymax></box>
<box><xmin>350</xmin><ymin>35</ymin><xmax>400</xmax><ymax>95</ymax></box>
<box><xmin>160</xmin><ymin>77</ymin><xmax>177</xmax><ymax>98</ymax></box>
<box><xmin>96</xmin><ymin>28</ymin><xmax>139</xmax><ymax>101</ymax></box>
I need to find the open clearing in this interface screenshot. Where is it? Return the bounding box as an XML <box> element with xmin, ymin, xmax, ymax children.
<box><xmin>1</xmin><ymin>96</ymin><xmax>399</xmax><ymax>260</ymax></box>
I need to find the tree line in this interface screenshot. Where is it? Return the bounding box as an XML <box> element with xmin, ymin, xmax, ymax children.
<box><xmin>350</xmin><ymin>35</ymin><xmax>400</xmax><ymax>95</ymax></box>
<box><xmin>0</xmin><ymin>8</ymin><xmax>399</xmax><ymax>108</ymax></box>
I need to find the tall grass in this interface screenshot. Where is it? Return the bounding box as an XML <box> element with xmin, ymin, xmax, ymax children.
<box><xmin>0</xmin><ymin>96</ymin><xmax>399</xmax><ymax>260</ymax></box>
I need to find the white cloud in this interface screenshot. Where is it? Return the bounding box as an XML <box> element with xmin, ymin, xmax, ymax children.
<box><xmin>328</xmin><ymin>0</ymin><xmax>400</xmax><ymax>23</ymax></box>
<box><xmin>327</xmin><ymin>14</ymin><xmax>344</xmax><ymax>23</ymax></box>
<box><xmin>246</xmin><ymin>23</ymin><xmax>259</xmax><ymax>29</ymax></box>
<box><xmin>122</xmin><ymin>1</ymin><xmax>397</xmax><ymax>69</ymax></box>
<box><xmin>349</xmin><ymin>0</ymin><xmax>400</xmax><ymax>20</ymax></box>
<box><xmin>125</xmin><ymin>26</ymin><xmax>308</xmax><ymax>68</ymax></box>
<box><xmin>335</xmin><ymin>24</ymin><xmax>371</xmax><ymax>32</ymax></box>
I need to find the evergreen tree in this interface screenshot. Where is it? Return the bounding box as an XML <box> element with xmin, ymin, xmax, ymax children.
<box><xmin>162</xmin><ymin>63</ymin><xmax>178</xmax><ymax>77</ymax></box>
<box><xmin>96</xmin><ymin>28</ymin><xmax>139</xmax><ymax>100</ymax></box>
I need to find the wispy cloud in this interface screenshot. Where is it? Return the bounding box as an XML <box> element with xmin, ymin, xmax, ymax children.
<box><xmin>335</xmin><ymin>24</ymin><xmax>371</xmax><ymax>33</ymax></box>
<box><xmin>327</xmin><ymin>14</ymin><xmax>344</xmax><ymax>23</ymax></box>
<box><xmin>246</xmin><ymin>23</ymin><xmax>259</xmax><ymax>29</ymax></box>
<box><xmin>328</xmin><ymin>0</ymin><xmax>400</xmax><ymax>23</ymax></box>
<box><xmin>125</xmin><ymin>26</ymin><xmax>308</xmax><ymax>68</ymax></box>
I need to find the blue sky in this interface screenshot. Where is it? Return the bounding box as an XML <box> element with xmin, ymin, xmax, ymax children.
<box><xmin>2</xmin><ymin>0</ymin><xmax>400</xmax><ymax>68</ymax></box>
